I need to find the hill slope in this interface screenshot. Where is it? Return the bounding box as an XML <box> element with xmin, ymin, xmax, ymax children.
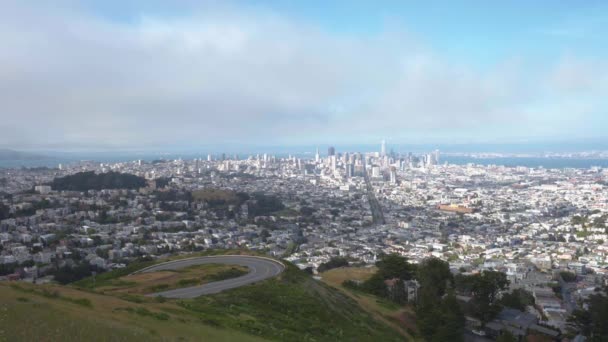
<box><xmin>0</xmin><ymin>282</ymin><xmax>262</xmax><ymax>342</ymax></box>
<box><xmin>0</xmin><ymin>258</ymin><xmax>404</xmax><ymax>341</ymax></box>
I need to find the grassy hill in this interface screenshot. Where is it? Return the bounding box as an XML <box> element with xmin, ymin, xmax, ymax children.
<box><xmin>320</xmin><ymin>267</ymin><xmax>420</xmax><ymax>341</ymax></box>
<box><xmin>0</xmin><ymin>282</ymin><xmax>262</xmax><ymax>342</ymax></box>
<box><xmin>0</xmin><ymin>253</ymin><xmax>405</xmax><ymax>341</ymax></box>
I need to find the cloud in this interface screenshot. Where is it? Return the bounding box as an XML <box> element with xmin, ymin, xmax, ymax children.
<box><xmin>0</xmin><ymin>2</ymin><xmax>606</xmax><ymax>149</ymax></box>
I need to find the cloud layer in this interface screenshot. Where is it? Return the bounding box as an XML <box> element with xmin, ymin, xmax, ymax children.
<box><xmin>0</xmin><ymin>2</ymin><xmax>606</xmax><ymax>150</ymax></box>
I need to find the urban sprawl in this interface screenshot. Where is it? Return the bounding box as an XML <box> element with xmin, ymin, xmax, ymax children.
<box><xmin>1</xmin><ymin>142</ymin><xmax>608</xmax><ymax>337</ymax></box>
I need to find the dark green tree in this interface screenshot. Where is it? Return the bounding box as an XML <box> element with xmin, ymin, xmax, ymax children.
<box><xmin>496</xmin><ymin>331</ymin><xmax>517</xmax><ymax>342</ymax></box>
<box><xmin>432</xmin><ymin>291</ymin><xmax>465</xmax><ymax>342</ymax></box>
<box><xmin>567</xmin><ymin>289</ymin><xmax>608</xmax><ymax>341</ymax></box>
<box><xmin>470</xmin><ymin>271</ymin><xmax>509</xmax><ymax>324</ymax></box>
<box><xmin>362</xmin><ymin>273</ymin><xmax>388</xmax><ymax>297</ymax></box>
<box><xmin>318</xmin><ymin>257</ymin><xmax>349</xmax><ymax>273</ymax></box>
<box><xmin>376</xmin><ymin>253</ymin><xmax>415</xmax><ymax>280</ymax></box>
<box><xmin>415</xmin><ymin>258</ymin><xmax>464</xmax><ymax>342</ymax></box>
<box><xmin>416</xmin><ymin>257</ymin><xmax>452</xmax><ymax>297</ymax></box>
<box><xmin>499</xmin><ymin>288</ymin><xmax>535</xmax><ymax>311</ymax></box>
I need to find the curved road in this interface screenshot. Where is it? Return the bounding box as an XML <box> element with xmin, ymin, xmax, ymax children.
<box><xmin>132</xmin><ymin>255</ymin><xmax>285</xmax><ymax>299</ymax></box>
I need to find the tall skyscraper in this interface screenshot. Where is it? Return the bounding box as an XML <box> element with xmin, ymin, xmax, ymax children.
<box><xmin>328</xmin><ymin>146</ymin><xmax>335</xmax><ymax>156</ymax></box>
<box><xmin>380</xmin><ymin>139</ymin><xmax>386</xmax><ymax>157</ymax></box>
<box><xmin>389</xmin><ymin>166</ymin><xmax>397</xmax><ymax>184</ymax></box>
<box><xmin>346</xmin><ymin>163</ymin><xmax>354</xmax><ymax>178</ymax></box>
<box><xmin>315</xmin><ymin>147</ymin><xmax>320</xmax><ymax>162</ymax></box>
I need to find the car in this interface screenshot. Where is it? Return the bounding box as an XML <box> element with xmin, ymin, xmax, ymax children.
<box><xmin>471</xmin><ymin>329</ymin><xmax>486</xmax><ymax>336</ymax></box>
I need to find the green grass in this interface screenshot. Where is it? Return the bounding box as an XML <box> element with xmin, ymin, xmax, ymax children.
<box><xmin>10</xmin><ymin>284</ymin><xmax>93</xmax><ymax>308</ymax></box>
<box><xmin>320</xmin><ymin>267</ymin><xmax>418</xmax><ymax>340</ymax></box>
<box><xmin>176</xmin><ymin>264</ymin><xmax>405</xmax><ymax>341</ymax></box>
<box><xmin>208</xmin><ymin>267</ymin><xmax>248</xmax><ymax>281</ymax></box>
<box><xmin>73</xmin><ymin>259</ymin><xmax>157</xmax><ymax>289</ymax></box>
<box><xmin>0</xmin><ymin>252</ymin><xmax>406</xmax><ymax>341</ymax></box>
<box><xmin>0</xmin><ymin>282</ymin><xmax>265</xmax><ymax>342</ymax></box>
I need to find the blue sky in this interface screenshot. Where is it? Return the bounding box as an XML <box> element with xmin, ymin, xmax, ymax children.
<box><xmin>1</xmin><ymin>1</ymin><xmax>607</xmax><ymax>150</ymax></box>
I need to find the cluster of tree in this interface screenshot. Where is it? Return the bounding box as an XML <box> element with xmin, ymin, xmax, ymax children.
<box><xmin>0</xmin><ymin>262</ymin><xmax>18</xmax><ymax>276</ymax></box>
<box><xmin>151</xmin><ymin>177</ymin><xmax>169</xmax><ymax>188</ymax></box>
<box><xmin>248</xmin><ymin>192</ymin><xmax>285</xmax><ymax>217</ymax></box>
<box><xmin>415</xmin><ymin>258</ymin><xmax>465</xmax><ymax>342</ymax></box>
<box><xmin>560</xmin><ymin>271</ymin><xmax>578</xmax><ymax>282</ymax></box>
<box><xmin>317</xmin><ymin>256</ymin><xmax>349</xmax><ymax>273</ymax></box>
<box><xmin>299</xmin><ymin>206</ymin><xmax>316</xmax><ymax>216</ymax></box>
<box><xmin>498</xmin><ymin>288</ymin><xmax>535</xmax><ymax>312</ymax></box>
<box><xmin>50</xmin><ymin>171</ymin><xmax>146</xmax><ymax>191</ymax></box>
<box><xmin>455</xmin><ymin>271</ymin><xmax>509</xmax><ymax>324</ymax></box>
<box><xmin>191</xmin><ymin>188</ymin><xmax>249</xmax><ymax>209</ymax></box>
<box><xmin>154</xmin><ymin>189</ymin><xmax>193</xmax><ymax>203</ymax></box>
<box><xmin>51</xmin><ymin>263</ymin><xmax>94</xmax><ymax>285</ymax></box>
<box><xmin>353</xmin><ymin>254</ymin><xmax>416</xmax><ymax>298</ymax></box>
<box><xmin>571</xmin><ymin>215</ymin><xmax>587</xmax><ymax>226</ymax></box>
<box><xmin>568</xmin><ymin>287</ymin><xmax>608</xmax><ymax>341</ymax></box>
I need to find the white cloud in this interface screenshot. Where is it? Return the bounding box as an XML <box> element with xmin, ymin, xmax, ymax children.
<box><xmin>0</xmin><ymin>2</ymin><xmax>606</xmax><ymax>149</ymax></box>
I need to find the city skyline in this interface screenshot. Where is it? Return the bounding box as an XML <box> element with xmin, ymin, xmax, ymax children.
<box><xmin>1</xmin><ymin>1</ymin><xmax>608</xmax><ymax>150</ymax></box>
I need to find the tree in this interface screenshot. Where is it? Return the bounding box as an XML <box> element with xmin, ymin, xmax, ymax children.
<box><xmin>416</xmin><ymin>257</ymin><xmax>452</xmax><ymax>297</ymax></box>
<box><xmin>469</xmin><ymin>271</ymin><xmax>509</xmax><ymax>324</ymax></box>
<box><xmin>362</xmin><ymin>273</ymin><xmax>388</xmax><ymax>297</ymax></box>
<box><xmin>499</xmin><ymin>289</ymin><xmax>535</xmax><ymax>311</ymax></box>
<box><xmin>260</xmin><ymin>229</ymin><xmax>271</xmax><ymax>242</ymax></box>
<box><xmin>416</xmin><ymin>258</ymin><xmax>464</xmax><ymax>342</ymax></box>
<box><xmin>50</xmin><ymin>171</ymin><xmax>146</xmax><ymax>191</ymax></box>
<box><xmin>431</xmin><ymin>291</ymin><xmax>465</xmax><ymax>342</ymax></box>
<box><xmin>496</xmin><ymin>331</ymin><xmax>517</xmax><ymax>342</ymax></box>
<box><xmin>376</xmin><ymin>253</ymin><xmax>415</xmax><ymax>281</ymax></box>
<box><xmin>317</xmin><ymin>256</ymin><xmax>349</xmax><ymax>273</ymax></box>
<box><xmin>568</xmin><ymin>289</ymin><xmax>608</xmax><ymax>341</ymax></box>
<box><xmin>391</xmin><ymin>279</ymin><xmax>407</xmax><ymax>305</ymax></box>
<box><xmin>52</xmin><ymin>263</ymin><xmax>93</xmax><ymax>284</ymax></box>
<box><xmin>560</xmin><ymin>271</ymin><xmax>577</xmax><ymax>282</ymax></box>
<box><xmin>96</xmin><ymin>248</ymin><xmax>109</xmax><ymax>259</ymax></box>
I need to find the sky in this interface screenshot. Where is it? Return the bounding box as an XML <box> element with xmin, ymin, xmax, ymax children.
<box><xmin>1</xmin><ymin>0</ymin><xmax>607</xmax><ymax>151</ymax></box>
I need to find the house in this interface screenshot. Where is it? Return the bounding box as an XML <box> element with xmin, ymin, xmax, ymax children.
<box><xmin>484</xmin><ymin>308</ymin><xmax>539</xmax><ymax>341</ymax></box>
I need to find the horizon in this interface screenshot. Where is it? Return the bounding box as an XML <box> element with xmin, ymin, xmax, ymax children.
<box><xmin>5</xmin><ymin>139</ymin><xmax>608</xmax><ymax>155</ymax></box>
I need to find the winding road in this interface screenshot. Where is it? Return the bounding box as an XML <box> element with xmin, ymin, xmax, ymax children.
<box><xmin>132</xmin><ymin>255</ymin><xmax>285</xmax><ymax>299</ymax></box>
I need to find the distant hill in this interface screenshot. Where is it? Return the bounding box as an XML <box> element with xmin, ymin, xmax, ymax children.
<box><xmin>0</xmin><ymin>251</ymin><xmax>405</xmax><ymax>341</ymax></box>
<box><xmin>50</xmin><ymin>171</ymin><xmax>146</xmax><ymax>191</ymax></box>
<box><xmin>0</xmin><ymin>149</ymin><xmax>50</xmax><ymax>161</ymax></box>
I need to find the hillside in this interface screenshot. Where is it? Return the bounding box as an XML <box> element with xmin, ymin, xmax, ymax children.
<box><xmin>49</xmin><ymin>171</ymin><xmax>147</xmax><ymax>191</ymax></box>
<box><xmin>0</xmin><ymin>254</ymin><xmax>404</xmax><ymax>341</ymax></box>
<box><xmin>320</xmin><ymin>267</ymin><xmax>418</xmax><ymax>340</ymax></box>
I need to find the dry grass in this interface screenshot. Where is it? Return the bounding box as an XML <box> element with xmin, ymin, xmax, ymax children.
<box><xmin>320</xmin><ymin>267</ymin><xmax>419</xmax><ymax>341</ymax></box>
<box><xmin>97</xmin><ymin>264</ymin><xmax>247</xmax><ymax>295</ymax></box>
<box><xmin>320</xmin><ymin>266</ymin><xmax>377</xmax><ymax>287</ymax></box>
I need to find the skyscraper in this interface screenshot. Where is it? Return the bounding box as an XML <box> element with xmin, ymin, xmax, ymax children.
<box><xmin>315</xmin><ymin>147</ymin><xmax>320</xmax><ymax>162</ymax></box>
<box><xmin>346</xmin><ymin>163</ymin><xmax>354</xmax><ymax>178</ymax></box>
<box><xmin>389</xmin><ymin>166</ymin><xmax>397</xmax><ymax>184</ymax></box>
<box><xmin>381</xmin><ymin>140</ymin><xmax>386</xmax><ymax>157</ymax></box>
<box><xmin>328</xmin><ymin>146</ymin><xmax>335</xmax><ymax>156</ymax></box>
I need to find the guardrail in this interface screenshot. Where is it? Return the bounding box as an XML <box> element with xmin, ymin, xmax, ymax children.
<box><xmin>130</xmin><ymin>254</ymin><xmax>286</xmax><ymax>275</ymax></box>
